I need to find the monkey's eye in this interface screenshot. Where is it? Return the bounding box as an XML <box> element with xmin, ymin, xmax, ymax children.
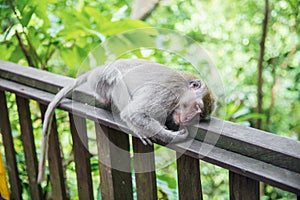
<box><xmin>189</xmin><ymin>80</ymin><xmax>202</xmax><ymax>89</ymax></box>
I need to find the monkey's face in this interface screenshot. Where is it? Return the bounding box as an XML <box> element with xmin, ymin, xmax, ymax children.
<box><xmin>173</xmin><ymin>80</ymin><xmax>215</xmax><ymax>125</ymax></box>
<box><xmin>174</xmin><ymin>98</ymin><xmax>203</xmax><ymax>125</ymax></box>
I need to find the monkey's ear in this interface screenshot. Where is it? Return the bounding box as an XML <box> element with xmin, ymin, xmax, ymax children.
<box><xmin>188</xmin><ymin>80</ymin><xmax>202</xmax><ymax>89</ymax></box>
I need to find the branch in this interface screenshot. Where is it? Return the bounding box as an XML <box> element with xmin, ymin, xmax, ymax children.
<box><xmin>266</xmin><ymin>47</ymin><xmax>297</xmax><ymax>127</ymax></box>
<box><xmin>15</xmin><ymin>30</ymin><xmax>35</xmax><ymax>67</ymax></box>
<box><xmin>10</xmin><ymin>1</ymin><xmax>39</xmax><ymax>68</ymax></box>
<box><xmin>256</xmin><ymin>0</ymin><xmax>269</xmax><ymax>129</ymax></box>
<box><xmin>266</xmin><ymin>65</ymin><xmax>279</xmax><ymax>127</ymax></box>
<box><xmin>130</xmin><ymin>0</ymin><xmax>159</xmax><ymax>20</ymax></box>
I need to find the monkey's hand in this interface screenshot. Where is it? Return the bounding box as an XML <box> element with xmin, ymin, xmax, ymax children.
<box><xmin>133</xmin><ymin>127</ymin><xmax>189</xmax><ymax>145</ymax></box>
<box><xmin>172</xmin><ymin>128</ymin><xmax>189</xmax><ymax>142</ymax></box>
<box><xmin>156</xmin><ymin>128</ymin><xmax>189</xmax><ymax>144</ymax></box>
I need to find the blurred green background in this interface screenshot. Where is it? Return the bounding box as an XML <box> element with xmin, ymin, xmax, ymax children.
<box><xmin>0</xmin><ymin>0</ymin><xmax>299</xmax><ymax>199</ymax></box>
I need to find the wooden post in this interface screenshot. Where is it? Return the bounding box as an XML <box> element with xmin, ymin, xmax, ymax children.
<box><xmin>229</xmin><ymin>171</ymin><xmax>259</xmax><ymax>200</ymax></box>
<box><xmin>16</xmin><ymin>96</ymin><xmax>43</xmax><ymax>199</ymax></box>
<box><xmin>133</xmin><ymin>137</ymin><xmax>157</xmax><ymax>200</ymax></box>
<box><xmin>177</xmin><ymin>153</ymin><xmax>202</xmax><ymax>200</ymax></box>
<box><xmin>69</xmin><ymin>114</ymin><xmax>94</xmax><ymax>200</ymax></box>
<box><xmin>95</xmin><ymin>123</ymin><xmax>133</xmax><ymax>200</ymax></box>
<box><xmin>0</xmin><ymin>91</ymin><xmax>22</xmax><ymax>200</ymax></box>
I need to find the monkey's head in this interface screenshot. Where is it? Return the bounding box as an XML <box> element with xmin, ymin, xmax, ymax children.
<box><xmin>173</xmin><ymin>79</ymin><xmax>216</xmax><ymax>126</ymax></box>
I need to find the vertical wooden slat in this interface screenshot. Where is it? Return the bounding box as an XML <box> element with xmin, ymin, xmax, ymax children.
<box><xmin>69</xmin><ymin>114</ymin><xmax>94</xmax><ymax>200</ymax></box>
<box><xmin>133</xmin><ymin>137</ymin><xmax>157</xmax><ymax>200</ymax></box>
<box><xmin>0</xmin><ymin>91</ymin><xmax>22</xmax><ymax>200</ymax></box>
<box><xmin>16</xmin><ymin>96</ymin><xmax>43</xmax><ymax>199</ymax></box>
<box><xmin>95</xmin><ymin>123</ymin><xmax>133</xmax><ymax>200</ymax></box>
<box><xmin>229</xmin><ymin>171</ymin><xmax>259</xmax><ymax>200</ymax></box>
<box><xmin>40</xmin><ymin>104</ymin><xmax>68</xmax><ymax>200</ymax></box>
<box><xmin>177</xmin><ymin>153</ymin><xmax>202</xmax><ymax>200</ymax></box>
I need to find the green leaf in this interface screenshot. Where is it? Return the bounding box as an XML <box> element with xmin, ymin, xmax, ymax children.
<box><xmin>105</xmin><ymin>28</ymin><xmax>158</xmax><ymax>57</ymax></box>
<box><xmin>100</xmin><ymin>19</ymin><xmax>152</xmax><ymax>36</ymax></box>
<box><xmin>60</xmin><ymin>46</ymin><xmax>87</xmax><ymax>69</ymax></box>
<box><xmin>234</xmin><ymin>113</ymin><xmax>266</xmax><ymax>123</ymax></box>
<box><xmin>32</xmin><ymin>0</ymin><xmax>51</xmax><ymax>29</ymax></box>
<box><xmin>0</xmin><ymin>41</ymin><xmax>16</xmax><ymax>60</ymax></box>
<box><xmin>84</xmin><ymin>6</ymin><xmax>110</xmax><ymax>25</ymax></box>
<box><xmin>16</xmin><ymin>0</ymin><xmax>28</xmax><ymax>13</ymax></box>
<box><xmin>82</xmin><ymin>45</ymin><xmax>107</xmax><ymax>68</ymax></box>
<box><xmin>157</xmin><ymin>174</ymin><xmax>177</xmax><ymax>189</ymax></box>
<box><xmin>20</xmin><ymin>5</ymin><xmax>36</xmax><ymax>26</ymax></box>
<box><xmin>9</xmin><ymin>46</ymin><xmax>24</xmax><ymax>63</ymax></box>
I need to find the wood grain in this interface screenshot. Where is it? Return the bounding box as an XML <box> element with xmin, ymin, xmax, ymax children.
<box><xmin>1</xmin><ymin>61</ymin><xmax>300</xmax><ymax>197</ymax></box>
<box><xmin>177</xmin><ymin>153</ymin><xmax>202</xmax><ymax>200</ymax></box>
<box><xmin>133</xmin><ymin>137</ymin><xmax>157</xmax><ymax>200</ymax></box>
<box><xmin>95</xmin><ymin>124</ymin><xmax>133</xmax><ymax>200</ymax></box>
<box><xmin>69</xmin><ymin>114</ymin><xmax>94</xmax><ymax>200</ymax></box>
<box><xmin>16</xmin><ymin>96</ymin><xmax>43</xmax><ymax>199</ymax></box>
<box><xmin>229</xmin><ymin>171</ymin><xmax>259</xmax><ymax>200</ymax></box>
<box><xmin>0</xmin><ymin>91</ymin><xmax>22</xmax><ymax>200</ymax></box>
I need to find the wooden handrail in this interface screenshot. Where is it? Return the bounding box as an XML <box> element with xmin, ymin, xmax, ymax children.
<box><xmin>0</xmin><ymin>60</ymin><xmax>299</xmax><ymax>199</ymax></box>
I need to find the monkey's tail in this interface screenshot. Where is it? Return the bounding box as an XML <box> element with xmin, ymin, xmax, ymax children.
<box><xmin>37</xmin><ymin>72</ymin><xmax>90</xmax><ymax>184</ymax></box>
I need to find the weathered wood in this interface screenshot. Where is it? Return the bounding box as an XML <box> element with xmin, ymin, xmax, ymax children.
<box><xmin>0</xmin><ymin>91</ymin><xmax>22</xmax><ymax>200</ymax></box>
<box><xmin>229</xmin><ymin>171</ymin><xmax>259</xmax><ymax>200</ymax></box>
<box><xmin>0</xmin><ymin>60</ymin><xmax>72</xmax><ymax>94</ymax></box>
<box><xmin>16</xmin><ymin>96</ymin><xmax>43</xmax><ymax>199</ymax></box>
<box><xmin>176</xmin><ymin>153</ymin><xmax>202</xmax><ymax>200</ymax></box>
<box><xmin>1</xmin><ymin>61</ymin><xmax>300</xmax><ymax>197</ymax></box>
<box><xmin>69</xmin><ymin>114</ymin><xmax>94</xmax><ymax>200</ymax></box>
<box><xmin>196</xmin><ymin>118</ymin><xmax>300</xmax><ymax>173</ymax></box>
<box><xmin>1</xmin><ymin>60</ymin><xmax>299</xmax><ymax>174</ymax></box>
<box><xmin>40</xmin><ymin>104</ymin><xmax>68</xmax><ymax>200</ymax></box>
<box><xmin>0</xmin><ymin>78</ymin><xmax>125</xmax><ymax>132</ymax></box>
<box><xmin>95</xmin><ymin>124</ymin><xmax>133</xmax><ymax>200</ymax></box>
<box><xmin>171</xmin><ymin>141</ymin><xmax>300</xmax><ymax>195</ymax></box>
<box><xmin>1</xmin><ymin>77</ymin><xmax>299</xmax><ymax>195</ymax></box>
<box><xmin>1</xmin><ymin>61</ymin><xmax>300</xmax><ymax>164</ymax></box>
<box><xmin>0</xmin><ymin>60</ymin><xmax>94</xmax><ymax>105</ymax></box>
<box><xmin>133</xmin><ymin>137</ymin><xmax>157</xmax><ymax>200</ymax></box>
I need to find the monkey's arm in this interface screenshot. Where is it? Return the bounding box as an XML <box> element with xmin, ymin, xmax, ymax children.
<box><xmin>120</xmin><ymin>103</ymin><xmax>188</xmax><ymax>145</ymax></box>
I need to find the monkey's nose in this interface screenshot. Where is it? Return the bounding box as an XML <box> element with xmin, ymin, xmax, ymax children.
<box><xmin>196</xmin><ymin>104</ymin><xmax>203</xmax><ymax>114</ymax></box>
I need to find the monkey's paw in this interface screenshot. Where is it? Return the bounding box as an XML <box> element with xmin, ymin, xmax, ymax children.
<box><xmin>171</xmin><ymin>128</ymin><xmax>189</xmax><ymax>143</ymax></box>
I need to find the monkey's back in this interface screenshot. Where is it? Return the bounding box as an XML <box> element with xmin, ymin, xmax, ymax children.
<box><xmin>104</xmin><ymin>58</ymin><xmax>195</xmax><ymax>90</ymax></box>
<box><xmin>97</xmin><ymin>59</ymin><xmax>198</xmax><ymax>120</ymax></box>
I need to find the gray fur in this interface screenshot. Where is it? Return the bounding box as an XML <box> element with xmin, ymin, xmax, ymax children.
<box><xmin>37</xmin><ymin>58</ymin><xmax>214</xmax><ymax>183</ymax></box>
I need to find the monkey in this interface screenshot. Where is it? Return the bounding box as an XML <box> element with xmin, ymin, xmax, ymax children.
<box><xmin>37</xmin><ymin>58</ymin><xmax>216</xmax><ymax>183</ymax></box>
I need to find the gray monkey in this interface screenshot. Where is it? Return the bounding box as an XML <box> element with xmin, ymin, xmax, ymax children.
<box><xmin>37</xmin><ymin>58</ymin><xmax>216</xmax><ymax>183</ymax></box>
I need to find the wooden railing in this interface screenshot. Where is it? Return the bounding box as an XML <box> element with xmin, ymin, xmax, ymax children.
<box><xmin>0</xmin><ymin>60</ymin><xmax>299</xmax><ymax>200</ymax></box>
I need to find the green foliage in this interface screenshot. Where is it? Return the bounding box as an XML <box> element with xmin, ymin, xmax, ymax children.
<box><xmin>149</xmin><ymin>0</ymin><xmax>300</xmax><ymax>138</ymax></box>
<box><xmin>0</xmin><ymin>0</ymin><xmax>299</xmax><ymax>199</ymax></box>
<box><xmin>0</xmin><ymin>0</ymin><xmax>149</xmax><ymax>75</ymax></box>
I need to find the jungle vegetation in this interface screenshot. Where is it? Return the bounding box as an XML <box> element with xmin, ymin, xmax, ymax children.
<box><xmin>0</xmin><ymin>0</ymin><xmax>299</xmax><ymax>199</ymax></box>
